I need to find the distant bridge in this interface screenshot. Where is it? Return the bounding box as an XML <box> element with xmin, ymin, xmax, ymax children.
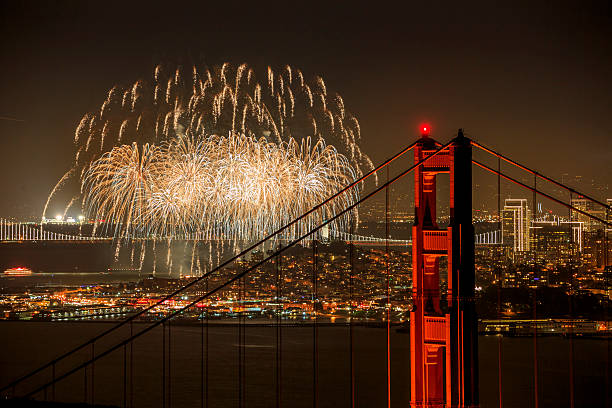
<box><xmin>0</xmin><ymin>218</ymin><xmax>411</xmax><ymax>246</ymax></box>
<box><xmin>475</xmin><ymin>229</ymin><xmax>502</xmax><ymax>245</ymax></box>
<box><xmin>0</xmin><ymin>219</ymin><xmax>106</xmax><ymax>241</ymax></box>
<box><xmin>0</xmin><ymin>218</ymin><xmax>510</xmax><ymax>247</ymax></box>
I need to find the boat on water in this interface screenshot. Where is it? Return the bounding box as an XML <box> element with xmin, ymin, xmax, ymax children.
<box><xmin>3</xmin><ymin>267</ymin><xmax>34</xmax><ymax>277</ymax></box>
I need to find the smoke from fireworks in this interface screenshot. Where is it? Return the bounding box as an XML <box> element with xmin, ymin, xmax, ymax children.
<box><xmin>47</xmin><ymin>63</ymin><xmax>373</xmax><ymax>243</ymax></box>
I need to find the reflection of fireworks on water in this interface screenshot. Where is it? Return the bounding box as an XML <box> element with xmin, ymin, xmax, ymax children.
<box><xmin>45</xmin><ymin>63</ymin><xmax>372</xmax><ymax>271</ymax></box>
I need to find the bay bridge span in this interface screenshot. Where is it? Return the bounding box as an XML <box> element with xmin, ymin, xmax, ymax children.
<box><xmin>0</xmin><ymin>219</ymin><xmax>410</xmax><ymax>246</ymax></box>
<box><xmin>0</xmin><ymin>218</ymin><xmax>503</xmax><ymax>246</ymax></box>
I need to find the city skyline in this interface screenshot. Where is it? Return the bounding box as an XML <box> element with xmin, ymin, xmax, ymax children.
<box><xmin>1</xmin><ymin>1</ymin><xmax>610</xmax><ymax>219</ymax></box>
<box><xmin>0</xmin><ymin>2</ymin><xmax>609</xmax><ymax>407</ymax></box>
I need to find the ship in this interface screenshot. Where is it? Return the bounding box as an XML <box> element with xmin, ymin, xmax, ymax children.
<box><xmin>2</xmin><ymin>267</ymin><xmax>34</xmax><ymax>276</ymax></box>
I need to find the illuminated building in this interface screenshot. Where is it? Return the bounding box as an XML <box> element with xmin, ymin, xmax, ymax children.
<box><xmin>530</xmin><ymin>217</ymin><xmax>583</xmax><ymax>256</ymax></box>
<box><xmin>571</xmin><ymin>197</ymin><xmax>606</xmax><ymax>232</ymax></box>
<box><xmin>502</xmin><ymin>199</ymin><xmax>531</xmax><ymax>254</ymax></box>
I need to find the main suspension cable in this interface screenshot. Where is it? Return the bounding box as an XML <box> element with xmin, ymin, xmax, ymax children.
<box><xmin>471</xmin><ymin>140</ymin><xmax>610</xmax><ymax>210</ymax></box>
<box><xmin>23</xmin><ymin>140</ymin><xmax>453</xmax><ymax>399</ymax></box>
<box><xmin>473</xmin><ymin>160</ymin><xmax>612</xmax><ymax>227</ymax></box>
<box><xmin>1</xmin><ymin>141</ymin><xmax>420</xmax><ymax>395</ymax></box>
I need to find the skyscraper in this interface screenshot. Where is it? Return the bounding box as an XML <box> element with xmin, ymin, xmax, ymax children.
<box><xmin>502</xmin><ymin>199</ymin><xmax>531</xmax><ymax>253</ymax></box>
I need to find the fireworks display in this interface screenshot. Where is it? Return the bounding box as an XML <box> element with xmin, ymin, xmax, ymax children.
<box><xmin>47</xmin><ymin>63</ymin><xmax>373</xmax><ymax>242</ymax></box>
<box><xmin>83</xmin><ymin>134</ymin><xmax>357</xmax><ymax>241</ymax></box>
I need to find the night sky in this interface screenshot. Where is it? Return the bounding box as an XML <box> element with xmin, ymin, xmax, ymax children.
<box><xmin>0</xmin><ymin>1</ymin><xmax>610</xmax><ymax>219</ymax></box>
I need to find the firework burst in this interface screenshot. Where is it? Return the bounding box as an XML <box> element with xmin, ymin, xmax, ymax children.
<box><xmin>49</xmin><ymin>63</ymin><xmax>372</xmax><ymax>244</ymax></box>
<box><xmin>83</xmin><ymin>133</ymin><xmax>357</xmax><ymax>241</ymax></box>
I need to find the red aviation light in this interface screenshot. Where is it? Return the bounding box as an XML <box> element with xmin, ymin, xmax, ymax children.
<box><xmin>420</xmin><ymin>124</ymin><xmax>431</xmax><ymax>136</ymax></box>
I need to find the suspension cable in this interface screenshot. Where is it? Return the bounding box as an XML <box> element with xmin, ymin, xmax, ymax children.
<box><xmin>471</xmin><ymin>140</ymin><xmax>610</xmax><ymax>210</ymax></box>
<box><xmin>0</xmin><ymin>141</ymin><xmax>419</xmax><ymax>395</ymax></box>
<box><xmin>472</xmin><ymin>160</ymin><xmax>612</xmax><ymax>227</ymax></box>
<box><xmin>22</xmin><ymin>140</ymin><xmax>453</xmax><ymax>399</ymax></box>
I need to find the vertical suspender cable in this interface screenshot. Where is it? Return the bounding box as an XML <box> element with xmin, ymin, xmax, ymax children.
<box><xmin>385</xmin><ymin>165</ymin><xmax>391</xmax><ymax>408</ymax></box>
<box><xmin>84</xmin><ymin>354</ymin><xmax>88</xmax><ymax>404</ymax></box>
<box><xmin>168</xmin><ymin>318</ymin><xmax>172</xmax><ymax>408</ymax></box>
<box><xmin>243</xmin><ymin>274</ymin><xmax>246</xmax><ymax>405</ymax></box>
<box><xmin>312</xmin><ymin>239</ymin><xmax>319</xmax><ymax>408</ymax></box>
<box><xmin>349</xmin><ymin>221</ymin><xmax>355</xmax><ymax>408</ymax></box>
<box><xmin>279</xmin><ymin>246</ymin><xmax>283</xmax><ymax>408</ymax></box>
<box><xmin>52</xmin><ymin>363</ymin><xmax>55</xmax><ymax>401</ymax></box>
<box><xmin>130</xmin><ymin>320</ymin><xmax>133</xmax><ymax>408</ymax></box>
<box><xmin>123</xmin><ymin>343</ymin><xmax>127</xmax><ymax>408</ymax></box>
<box><xmin>532</xmin><ymin>175</ymin><xmax>539</xmax><ymax>408</ymax></box>
<box><xmin>605</xmin><ymin>206</ymin><xmax>610</xmax><ymax>408</ymax></box>
<box><xmin>497</xmin><ymin>156</ymin><xmax>503</xmax><ymax>408</ymax></box>
<box><xmin>276</xmin><ymin>242</ymin><xmax>282</xmax><ymax>408</ymax></box>
<box><xmin>206</xmin><ymin>276</ymin><xmax>209</xmax><ymax>408</ymax></box>
<box><xmin>91</xmin><ymin>342</ymin><xmax>95</xmax><ymax>406</ymax></box>
<box><xmin>568</xmin><ymin>192</ymin><xmax>575</xmax><ymax>408</ymax></box>
<box><xmin>162</xmin><ymin>323</ymin><xmax>166</xmax><ymax>408</ymax></box>
<box><xmin>241</xmin><ymin>273</ymin><xmax>246</xmax><ymax>406</ymax></box>
<box><xmin>204</xmin><ymin>286</ymin><xmax>205</xmax><ymax>408</ymax></box>
<box><xmin>238</xmin><ymin>274</ymin><xmax>242</xmax><ymax>408</ymax></box>
<box><xmin>201</xmin><ymin>270</ymin><xmax>209</xmax><ymax>408</ymax></box>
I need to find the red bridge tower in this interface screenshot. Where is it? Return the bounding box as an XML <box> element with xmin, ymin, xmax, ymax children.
<box><xmin>410</xmin><ymin>128</ymin><xmax>478</xmax><ymax>407</ymax></box>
